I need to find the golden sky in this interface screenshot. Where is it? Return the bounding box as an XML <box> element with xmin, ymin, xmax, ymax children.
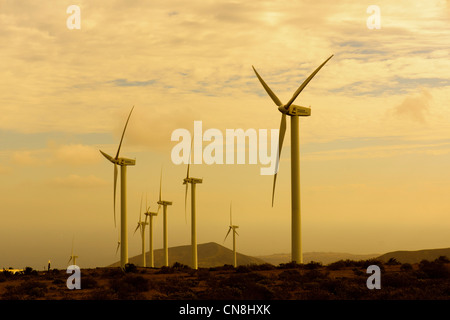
<box><xmin>1</xmin><ymin>0</ymin><xmax>450</xmax><ymax>269</ymax></box>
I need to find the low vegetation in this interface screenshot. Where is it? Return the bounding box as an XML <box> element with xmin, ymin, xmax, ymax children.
<box><xmin>1</xmin><ymin>257</ymin><xmax>449</xmax><ymax>300</ymax></box>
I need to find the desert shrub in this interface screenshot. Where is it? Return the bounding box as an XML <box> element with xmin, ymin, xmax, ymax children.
<box><xmin>156</xmin><ymin>266</ymin><xmax>175</xmax><ymax>274</ymax></box>
<box><xmin>109</xmin><ymin>274</ymin><xmax>149</xmax><ymax>299</ymax></box>
<box><xmin>252</xmin><ymin>263</ymin><xmax>276</xmax><ymax>271</ymax></box>
<box><xmin>277</xmin><ymin>261</ymin><xmax>302</xmax><ymax>269</ymax></box>
<box><xmin>326</xmin><ymin>260</ymin><xmax>348</xmax><ymax>270</ymax></box>
<box><xmin>304</xmin><ymin>261</ymin><xmax>323</xmax><ymax>270</ymax></box>
<box><xmin>210</xmin><ymin>264</ymin><xmax>234</xmax><ymax>271</ymax></box>
<box><xmin>172</xmin><ymin>262</ymin><xmax>191</xmax><ymax>271</ymax></box>
<box><xmin>101</xmin><ymin>267</ymin><xmax>124</xmax><ymax>278</ymax></box>
<box><xmin>400</xmin><ymin>263</ymin><xmax>413</xmax><ymax>272</ymax></box>
<box><xmin>235</xmin><ymin>265</ymin><xmax>251</xmax><ymax>273</ymax></box>
<box><xmin>436</xmin><ymin>256</ymin><xmax>450</xmax><ymax>263</ymax></box>
<box><xmin>23</xmin><ymin>267</ymin><xmax>37</xmax><ymax>276</ymax></box>
<box><xmin>382</xmin><ymin>272</ymin><xmax>416</xmax><ymax>288</ymax></box>
<box><xmin>211</xmin><ymin>273</ymin><xmax>274</xmax><ymax>300</ymax></box>
<box><xmin>2</xmin><ymin>280</ymin><xmax>49</xmax><ymax>299</ymax></box>
<box><xmin>385</xmin><ymin>258</ymin><xmax>401</xmax><ymax>265</ymax></box>
<box><xmin>124</xmin><ymin>263</ymin><xmax>137</xmax><ymax>273</ymax></box>
<box><xmin>158</xmin><ymin>277</ymin><xmax>198</xmax><ymax>298</ymax></box>
<box><xmin>81</xmin><ymin>276</ymin><xmax>98</xmax><ymax>289</ymax></box>
<box><xmin>196</xmin><ymin>268</ymin><xmax>211</xmax><ymax>280</ymax></box>
<box><xmin>417</xmin><ymin>259</ymin><xmax>450</xmax><ymax>279</ymax></box>
<box><xmin>302</xmin><ymin>269</ymin><xmax>329</xmax><ymax>282</ymax></box>
<box><xmin>278</xmin><ymin>269</ymin><xmax>302</xmax><ymax>282</ymax></box>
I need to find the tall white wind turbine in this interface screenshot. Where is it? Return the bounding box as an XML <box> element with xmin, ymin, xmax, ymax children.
<box><xmin>252</xmin><ymin>55</ymin><xmax>333</xmax><ymax>263</ymax></box>
<box><xmin>144</xmin><ymin>198</ymin><xmax>158</xmax><ymax>268</ymax></box>
<box><xmin>224</xmin><ymin>202</ymin><xmax>239</xmax><ymax>268</ymax></box>
<box><xmin>134</xmin><ymin>194</ymin><xmax>149</xmax><ymax>267</ymax></box>
<box><xmin>183</xmin><ymin>143</ymin><xmax>202</xmax><ymax>270</ymax></box>
<box><xmin>157</xmin><ymin>167</ymin><xmax>172</xmax><ymax>267</ymax></box>
<box><xmin>100</xmin><ymin>106</ymin><xmax>136</xmax><ymax>269</ymax></box>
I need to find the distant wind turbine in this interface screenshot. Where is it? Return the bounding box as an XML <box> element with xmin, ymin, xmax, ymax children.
<box><xmin>252</xmin><ymin>55</ymin><xmax>333</xmax><ymax>263</ymax></box>
<box><xmin>183</xmin><ymin>141</ymin><xmax>202</xmax><ymax>270</ymax></box>
<box><xmin>224</xmin><ymin>202</ymin><xmax>239</xmax><ymax>268</ymax></box>
<box><xmin>157</xmin><ymin>167</ymin><xmax>172</xmax><ymax>267</ymax></box>
<box><xmin>144</xmin><ymin>197</ymin><xmax>158</xmax><ymax>268</ymax></box>
<box><xmin>67</xmin><ymin>237</ymin><xmax>78</xmax><ymax>266</ymax></box>
<box><xmin>100</xmin><ymin>105</ymin><xmax>136</xmax><ymax>269</ymax></box>
<box><xmin>134</xmin><ymin>194</ymin><xmax>149</xmax><ymax>267</ymax></box>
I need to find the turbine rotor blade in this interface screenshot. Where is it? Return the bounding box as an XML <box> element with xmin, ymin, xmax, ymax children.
<box><xmin>272</xmin><ymin>113</ymin><xmax>286</xmax><ymax>207</ymax></box>
<box><xmin>134</xmin><ymin>223</ymin><xmax>140</xmax><ymax>235</ymax></box>
<box><xmin>230</xmin><ymin>201</ymin><xmax>232</xmax><ymax>225</ymax></box>
<box><xmin>115</xmin><ymin>105</ymin><xmax>135</xmax><ymax>159</ymax></box>
<box><xmin>224</xmin><ymin>227</ymin><xmax>232</xmax><ymax>242</ymax></box>
<box><xmin>252</xmin><ymin>66</ymin><xmax>283</xmax><ymax>107</ymax></box>
<box><xmin>139</xmin><ymin>193</ymin><xmax>143</xmax><ymax>223</ymax></box>
<box><xmin>159</xmin><ymin>166</ymin><xmax>162</xmax><ymax>202</ymax></box>
<box><xmin>116</xmin><ymin>242</ymin><xmax>120</xmax><ymax>255</ymax></box>
<box><xmin>285</xmin><ymin>55</ymin><xmax>334</xmax><ymax>108</ymax></box>
<box><xmin>99</xmin><ymin>150</ymin><xmax>115</xmax><ymax>163</ymax></box>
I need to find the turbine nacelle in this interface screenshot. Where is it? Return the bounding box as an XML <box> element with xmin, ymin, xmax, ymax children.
<box><xmin>183</xmin><ymin>177</ymin><xmax>203</xmax><ymax>185</ymax></box>
<box><xmin>100</xmin><ymin>151</ymin><xmax>136</xmax><ymax>166</ymax></box>
<box><xmin>145</xmin><ymin>211</ymin><xmax>159</xmax><ymax>217</ymax></box>
<box><xmin>157</xmin><ymin>200</ymin><xmax>173</xmax><ymax>206</ymax></box>
<box><xmin>278</xmin><ymin>104</ymin><xmax>311</xmax><ymax>117</ymax></box>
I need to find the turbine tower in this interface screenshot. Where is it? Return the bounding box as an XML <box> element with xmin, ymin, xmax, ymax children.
<box><xmin>252</xmin><ymin>55</ymin><xmax>333</xmax><ymax>263</ymax></box>
<box><xmin>183</xmin><ymin>144</ymin><xmax>202</xmax><ymax>270</ymax></box>
<box><xmin>224</xmin><ymin>202</ymin><xmax>239</xmax><ymax>268</ymax></box>
<box><xmin>157</xmin><ymin>167</ymin><xmax>172</xmax><ymax>267</ymax></box>
<box><xmin>100</xmin><ymin>105</ymin><xmax>136</xmax><ymax>269</ymax></box>
<box><xmin>144</xmin><ymin>199</ymin><xmax>158</xmax><ymax>268</ymax></box>
<box><xmin>134</xmin><ymin>194</ymin><xmax>149</xmax><ymax>267</ymax></box>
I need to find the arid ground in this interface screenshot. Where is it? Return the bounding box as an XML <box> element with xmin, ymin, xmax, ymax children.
<box><xmin>1</xmin><ymin>258</ymin><xmax>449</xmax><ymax>300</ymax></box>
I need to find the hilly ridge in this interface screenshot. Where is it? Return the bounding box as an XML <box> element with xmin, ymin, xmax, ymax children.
<box><xmin>108</xmin><ymin>242</ymin><xmax>265</xmax><ymax>268</ymax></box>
<box><xmin>108</xmin><ymin>242</ymin><xmax>450</xmax><ymax>268</ymax></box>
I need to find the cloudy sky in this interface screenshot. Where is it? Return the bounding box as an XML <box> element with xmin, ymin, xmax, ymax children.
<box><xmin>1</xmin><ymin>0</ymin><xmax>450</xmax><ymax>269</ymax></box>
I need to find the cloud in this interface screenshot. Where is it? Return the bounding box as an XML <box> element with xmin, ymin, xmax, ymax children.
<box><xmin>11</xmin><ymin>144</ymin><xmax>101</xmax><ymax>167</ymax></box>
<box><xmin>52</xmin><ymin>144</ymin><xmax>101</xmax><ymax>166</ymax></box>
<box><xmin>390</xmin><ymin>89</ymin><xmax>432</xmax><ymax>123</ymax></box>
<box><xmin>50</xmin><ymin>174</ymin><xmax>107</xmax><ymax>188</ymax></box>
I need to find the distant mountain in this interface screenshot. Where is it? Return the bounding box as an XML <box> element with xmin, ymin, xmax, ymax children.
<box><xmin>256</xmin><ymin>252</ymin><xmax>380</xmax><ymax>266</ymax></box>
<box><xmin>377</xmin><ymin>247</ymin><xmax>450</xmax><ymax>264</ymax></box>
<box><xmin>108</xmin><ymin>242</ymin><xmax>266</xmax><ymax>268</ymax></box>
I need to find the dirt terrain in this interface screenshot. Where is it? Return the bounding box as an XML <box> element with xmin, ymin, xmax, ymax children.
<box><xmin>1</xmin><ymin>258</ymin><xmax>449</xmax><ymax>300</ymax></box>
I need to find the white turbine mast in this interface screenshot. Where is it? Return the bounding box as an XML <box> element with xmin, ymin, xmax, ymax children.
<box><xmin>157</xmin><ymin>166</ymin><xmax>172</xmax><ymax>267</ymax></box>
<box><xmin>143</xmin><ymin>194</ymin><xmax>158</xmax><ymax>268</ymax></box>
<box><xmin>134</xmin><ymin>193</ymin><xmax>149</xmax><ymax>267</ymax></box>
<box><xmin>252</xmin><ymin>55</ymin><xmax>333</xmax><ymax>263</ymax></box>
<box><xmin>224</xmin><ymin>201</ymin><xmax>239</xmax><ymax>268</ymax></box>
<box><xmin>183</xmin><ymin>140</ymin><xmax>202</xmax><ymax>269</ymax></box>
<box><xmin>100</xmin><ymin>105</ymin><xmax>136</xmax><ymax>269</ymax></box>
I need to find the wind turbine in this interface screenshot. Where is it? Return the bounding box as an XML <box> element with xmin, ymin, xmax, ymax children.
<box><xmin>67</xmin><ymin>237</ymin><xmax>78</xmax><ymax>266</ymax></box>
<box><xmin>100</xmin><ymin>105</ymin><xmax>136</xmax><ymax>269</ymax></box>
<box><xmin>157</xmin><ymin>167</ymin><xmax>172</xmax><ymax>267</ymax></box>
<box><xmin>252</xmin><ymin>55</ymin><xmax>333</xmax><ymax>264</ymax></box>
<box><xmin>183</xmin><ymin>142</ymin><xmax>202</xmax><ymax>269</ymax></box>
<box><xmin>144</xmin><ymin>198</ymin><xmax>158</xmax><ymax>268</ymax></box>
<box><xmin>134</xmin><ymin>194</ymin><xmax>149</xmax><ymax>267</ymax></box>
<box><xmin>224</xmin><ymin>202</ymin><xmax>239</xmax><ymax>268</ymax></box>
